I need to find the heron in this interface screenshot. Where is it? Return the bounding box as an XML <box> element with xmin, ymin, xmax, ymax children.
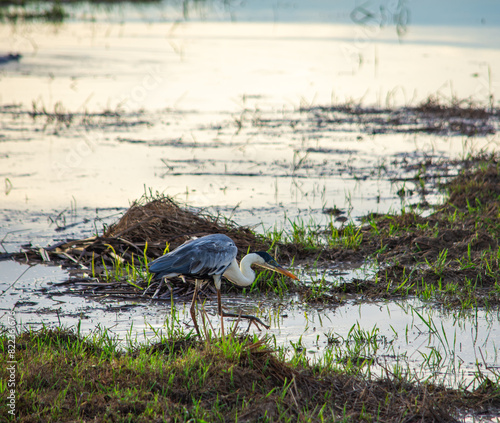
<box><xmin>148</xmin><ymin>233</ymin><xmax>299</xmax><ymax>336</ymax></box>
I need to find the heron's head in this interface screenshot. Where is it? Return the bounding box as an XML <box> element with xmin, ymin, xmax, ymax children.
<box><xmin>253</xmin><ymin>252</ymin><xmax>299</xmax><ymax>280</ymax></box>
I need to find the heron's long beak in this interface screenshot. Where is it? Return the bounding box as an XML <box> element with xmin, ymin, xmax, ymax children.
<box><xmin>276</xmin><ymin>266</ymin><xmax>300</xmax><ymax>280</ymax></box>
<box><xmin>262</xmin><ymin>263</ymin><xmax>299</xmax><ymax>281</ymax></box>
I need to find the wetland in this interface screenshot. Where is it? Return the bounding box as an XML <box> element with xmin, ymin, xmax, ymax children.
<box><xmin>1</xmin><ymin>1</ymin><xmax>500</xmax><ymax>421</ymax></box>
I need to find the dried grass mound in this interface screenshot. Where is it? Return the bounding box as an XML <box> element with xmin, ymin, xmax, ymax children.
<box><xmin>2</xmin><ymin>194</ymin><xmax>303</xmax><ymax>280</ymax></box>
<box><xmin>104</xmin><ymin>195</ymin><xmax>270</xmax><ymax>258</ymax></box>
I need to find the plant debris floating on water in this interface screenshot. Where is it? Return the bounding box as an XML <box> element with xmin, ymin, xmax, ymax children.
<box><xmin>294</xmin><ymin>96</ymin><xmax>500</xmax><ymax>136</ymax></box>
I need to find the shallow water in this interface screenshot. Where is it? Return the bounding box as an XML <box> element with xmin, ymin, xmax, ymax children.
<box><xmin>3</xmin><ymin>260</ymin><xmax>499</xmax><ymax>390</ymax></box>
<box><xmin>1</xmin><ymin>14</ymin><xmax>500</xmax><ymax>390</ymax></box>
<box><xmin>1</xmin><ymin>20</ymin><xmax>499</xmax><ymax>218</ymax></box>
<box><xmin>1</xmin><ymin>20</ymin><xmax>499</xmax><ymax>221</ymax></box>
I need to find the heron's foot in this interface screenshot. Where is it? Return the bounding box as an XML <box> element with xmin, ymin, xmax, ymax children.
<box><xmin>245</xmin><ymin>318</ymin><xmax>269</xmax><ymax>333</ymax></box>
<box><xmin>220</xmin><ymin>310</ymin><xmax>270</xmax><ymax>331</ymax></box>
<box><xmin>249</xmin><ymin>316</ymin><xmax>271</xmax><ymax>331</ymax></box>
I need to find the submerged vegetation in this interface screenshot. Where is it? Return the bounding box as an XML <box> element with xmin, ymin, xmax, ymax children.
<box><xmin>2</xmin><ymin>93</ymin><xmax>498</xmax><ymax>137</ymax></box>
<box><xmin>296</xmin><ymin>95</ymin><xmax>499</xmax><ymax>137</ymax></box>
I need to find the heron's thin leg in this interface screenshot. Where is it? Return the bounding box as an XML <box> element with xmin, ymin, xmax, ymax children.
<box><xmin>217</xmin><ymin>290</ymin><xmax>270</xmax><ymax>331</ymax></box>
<box><xmin>190</xmin><ymin>280</ymin><xmax>202</xmax><ymax>337</ymax></box>
<box><xmin>217</xmin><ymin>289</ymin><xmax>225</xmax><ymax>337</ymax></box>
<box><xmin>152</xmin><ymin>277</ymin><xmax>164</xmax><ymax>299</ymax></box>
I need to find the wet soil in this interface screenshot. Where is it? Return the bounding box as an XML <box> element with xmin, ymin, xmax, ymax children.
<box><xmin>326</xmin><ymin>155</ymin><xmax>500</xmax><ymax>308</ymax></box>
<box><xmin>5</xmin><ymin>327</ymin><xmax>500</xmax><ymax>423</ymax></box>
<box><xmin>1</xmin><ymin>18</ymin><xmax>500</xmax><ymax>421</ymax></box>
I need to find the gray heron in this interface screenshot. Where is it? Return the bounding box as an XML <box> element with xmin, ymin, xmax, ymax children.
<box><xmin>148</xmin><ymin>233</ymin><xmax>299</xmax><ymax>336</ymax></box>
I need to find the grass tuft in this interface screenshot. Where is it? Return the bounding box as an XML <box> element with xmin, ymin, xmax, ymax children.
<box><xmin>2</xmin><ymin>326</ymin><xmax>497</xmax><ymax>422</ymax></box>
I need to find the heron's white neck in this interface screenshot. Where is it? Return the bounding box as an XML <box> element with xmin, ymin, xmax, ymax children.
<box><xmin>222</xmin><ymin>253</ymin><xmax>261</xmax><ymax>287</ymax></box>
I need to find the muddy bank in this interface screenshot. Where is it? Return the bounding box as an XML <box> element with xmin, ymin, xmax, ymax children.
<box><xmin>4</xmin><ymin>327</ymin><xmax>499</xmax><ymax>422</ymax></box>
<box><xmin>326</xmin><ymin>153</ymin><xmax>500</xmax><ymax>308</ymax></box>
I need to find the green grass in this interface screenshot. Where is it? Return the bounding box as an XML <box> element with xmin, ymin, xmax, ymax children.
<box><xmin>1</xmin><ymin>326</ymin><xmax>498</xmax><ymax>422</ymax></box>
<box><xmin>258</xmin><ymin>154</ymin><xmax>500</xmax><ymax>310</ymax></box>
<box><xmin>262</xmin><ymin>217</ymin><xmax>323</xmax><ymax>252</ymax></box>
<box><xmin>11</xmin><ymin>154</ymin><xmax>500</xmax><ymax>313</ymax></box>
<box><xmin>328</xmin><ymin>222</ymin><xmax>363</xmax><ymax>250</ymax></box>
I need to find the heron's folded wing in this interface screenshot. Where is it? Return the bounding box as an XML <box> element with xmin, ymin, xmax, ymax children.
<box><xmin>149</xmin><ymin>234</ymin><xmax>238</xmax><ymax>278</ymax></box>
<box><xmin>187</xmin><ymin>235</ymin><xmax>238</xmax><ymax>276</ymax></box>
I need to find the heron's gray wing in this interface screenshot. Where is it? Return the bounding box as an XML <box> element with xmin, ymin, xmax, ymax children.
<box><xmin>187</xmin><ymin>235</ymin><xmax>238</xmax><ymax>275</ymax></box>
<box><xmin>148</xmin><ymin>234</ymin><xmax>237</xmax><ymax>279</ymax></box>
<box><xmin>148</xmin><ymin>237</ymin><xmax>199</xmax><ymax>277</ymax></box>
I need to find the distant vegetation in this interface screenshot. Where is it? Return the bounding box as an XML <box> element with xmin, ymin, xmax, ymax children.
<box><xmin>0</xmin><ymin>0</ymin><xmax>162</xmax><ymax>22</ymax></box>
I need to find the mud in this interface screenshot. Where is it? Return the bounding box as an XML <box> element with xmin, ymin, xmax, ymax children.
<box><xmin>329</xmin><ymin>157</ymin><xmax>500</xmax><ymax>306</ymax></box>
<box><xmin>11</xmin><ymin>327</ymin><xmax>497</xmax><ymax>423</ymax></box>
